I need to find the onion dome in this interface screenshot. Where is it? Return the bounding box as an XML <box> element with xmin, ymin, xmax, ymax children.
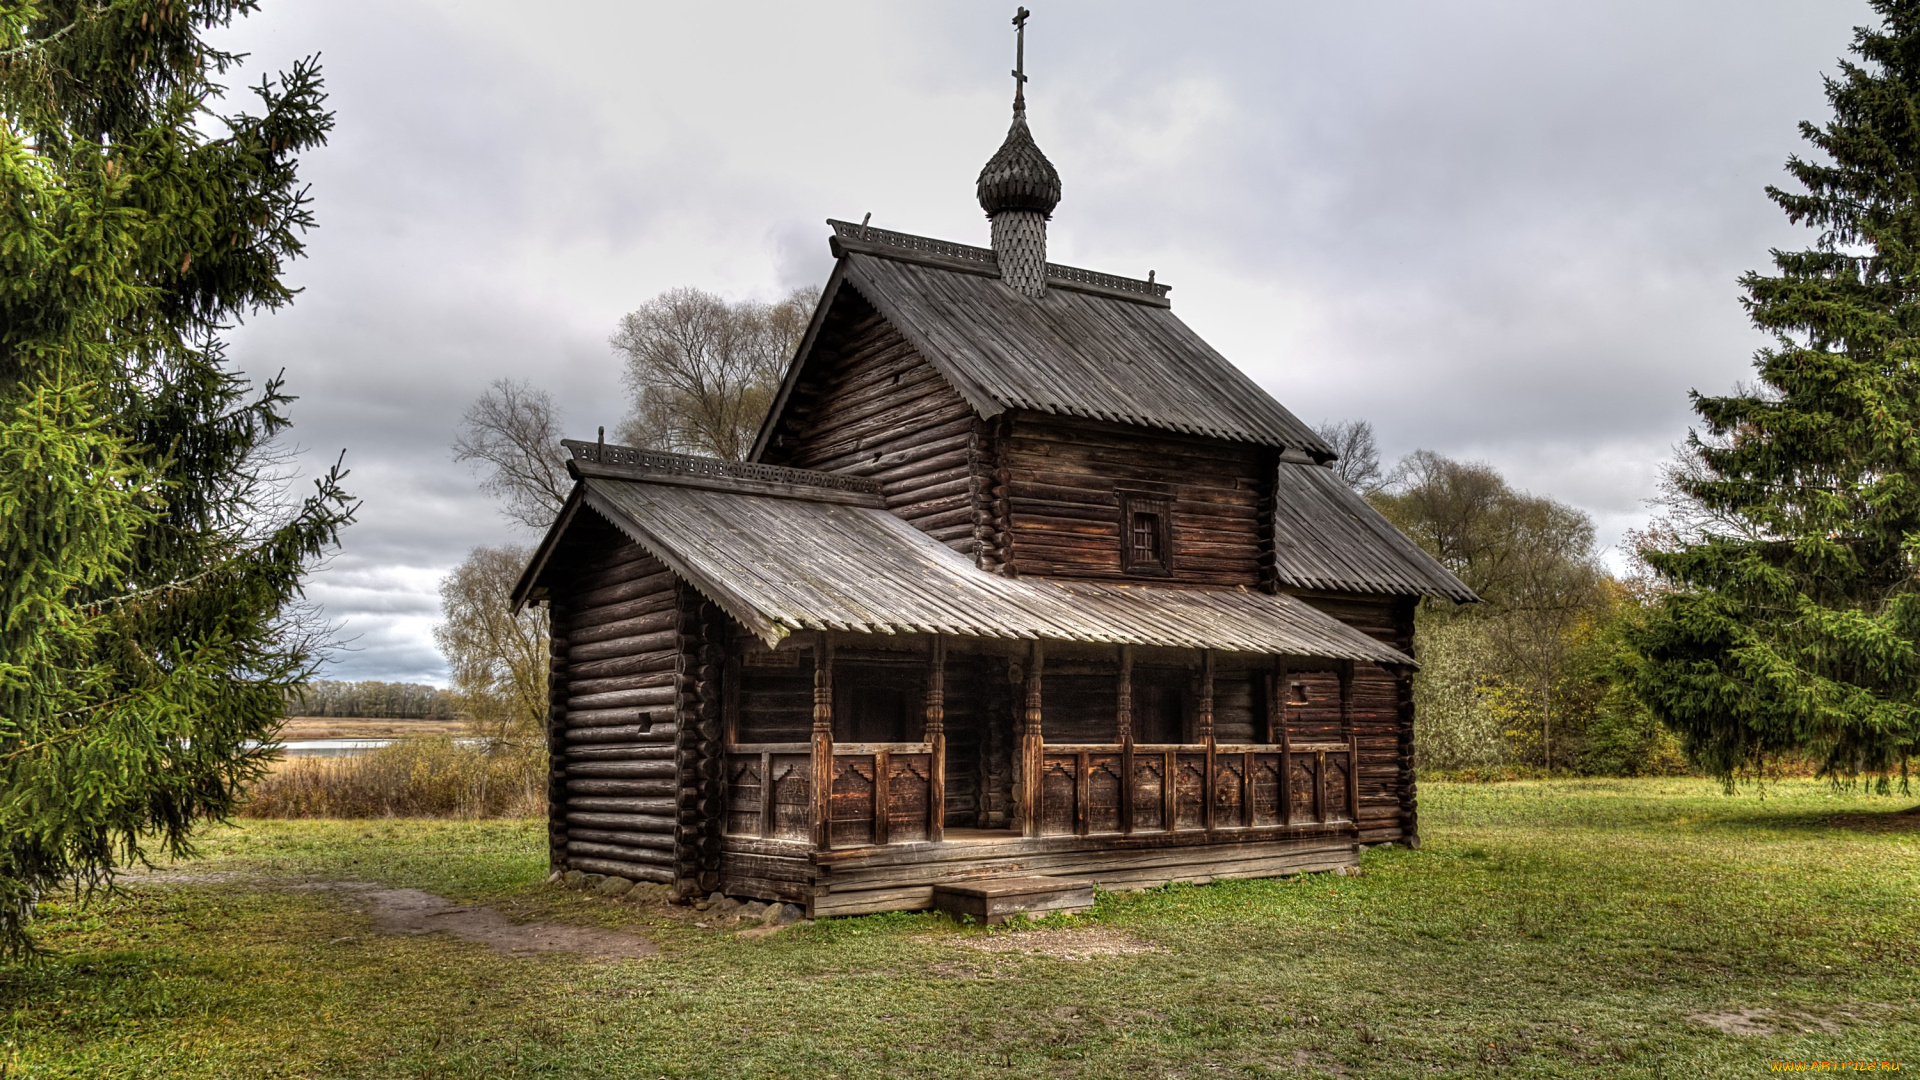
<box><xmin>976</xmin><ymin>113</ymin><xmax>1062</xmax><ymax>218</ymax></box>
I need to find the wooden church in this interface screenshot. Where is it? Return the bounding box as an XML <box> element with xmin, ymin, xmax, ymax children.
<box><xmin>512</xmin><ymin>14</ymin><xmax>1472</xmax><ymax>919</ymax></box>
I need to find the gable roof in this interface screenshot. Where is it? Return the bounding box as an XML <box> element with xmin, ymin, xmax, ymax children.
<box><xmin>751</xmin><ymin>221</ymin><xmax>1332</xmax><ymax>460</ymax></box>
<box><xmin>514</xmin><ymin>444</ymin><xmax>1414</xmax><ymax>666</ymax></box>
<box><xmin>1270</xmin><ymin>463</ymin><xmax>1479</xmax><ymax>603</ymax></box>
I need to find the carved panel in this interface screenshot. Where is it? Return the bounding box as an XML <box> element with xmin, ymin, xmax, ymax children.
<box><xmin>1130</xmin><ymin>755</ymin><xmax>1165</xmax><ymax>832</ymax></box>
<box><xmin>725</xmin><ymin>756</ymin><xmax>762</xmax><ymax>836</ymax></box>
<box><xmin>1087</xmin><ymin>755</ymin><xmax>1123</xmax><ymax>834</ymax></box>
<box><xmin>1174</xmin><ymin>753</ymin><xmax>1207</xmax><ymax>831</ymax></box>
<box><xmin>1290</xmin><ymin>755</ymin><xmax>1319</xmax><ymax>823</ymax></box>
<box><xmin>830</xmin><ymin>756</ymin><xmax>876</xmax><ymax>847</ymax></box>
<box><xmin>1040</xmin><ymin>756</ymin><xmax>1077</xmax><ymax>836</ymax></box>
<box><xmin>1252</xmin><ymin>754</ymin><xmax>1285</xmax><ymax>827</ymax></box>
<box><xmin>887</xmin><ymin>753</ymin><xmax>932</xmax><ymax>843</ymax></box>
<box><xmin>770</xmin><ymin>757</ymin><xmax>812</xmax><ymax>841</ymax></box>
<box><xmin>1212</xmin><ymin>754</ymin><xmax>1244</xmax><ymax>827</ymax></box>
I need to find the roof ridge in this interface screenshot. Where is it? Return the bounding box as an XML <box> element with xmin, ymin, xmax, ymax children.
<box><xmin>826</xmin><ymin>219</ymin><xmax>1170</xmax><ymax>301</ymax></box>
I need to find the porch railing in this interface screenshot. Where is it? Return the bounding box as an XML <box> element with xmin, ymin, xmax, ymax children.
<box><xmin>722</xmin><ymin>635</ymin><xmax>1368</xmax><ymax>851</ymax></box>
<box><xmin>1033</xmin><ymin>741</ymin><xmax>1356</xmax><ymax>837</ymax></box>
<box><xmin>723</xmin><ymin>737</ymin><xmax>1357</xmax><ymax>847</ymax></box>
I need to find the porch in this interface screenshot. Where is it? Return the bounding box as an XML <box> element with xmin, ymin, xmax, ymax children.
<box><xmin>717</xmin><ymin>633</ymin><xmax>1381</xmax><ymax>916</ymax></box>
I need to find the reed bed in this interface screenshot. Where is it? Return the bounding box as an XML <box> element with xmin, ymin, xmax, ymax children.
<box><xmin>242</xmin><ymin>737</ymin><xmax>545</xmax><ymax>819</ymax></box>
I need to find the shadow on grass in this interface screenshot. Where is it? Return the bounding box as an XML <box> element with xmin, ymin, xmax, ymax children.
<box><xmin>1719</xmin><ymin>805</ymin><xmax>1920</xmax><ymax>835</ymax></box>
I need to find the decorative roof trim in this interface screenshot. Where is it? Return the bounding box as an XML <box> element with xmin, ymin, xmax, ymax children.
<box><xmin>563</xmin><ymin>440</ymin><xmax>883</xmax><ymax>507</ymax></box>
<box><xmin>508</xmin><ymin>485</ymin><xmax>585</xmax><ymax>611</ymax></box>
<box><xmin>827</xmin><ymin>219</ymin><xmax>1171</xmax><ymax>306</ymax></box>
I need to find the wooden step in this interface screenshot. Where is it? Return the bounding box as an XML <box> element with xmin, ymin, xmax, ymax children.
<box><xmin>931</xmin><ymin>876</ymin><xmax>1095</xmax><ymax>925</ymax></box>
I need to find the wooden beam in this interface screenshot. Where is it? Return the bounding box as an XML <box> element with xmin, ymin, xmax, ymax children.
<box><xmin>1117</xmin><ymin>644</ymin><xmax>1134</xmax><ymax>835</ymax></box>
<box><xmin>873</xmin><ymin>748</ymin><xmax>891</xmax><ymax>847</ymax></box>
<box><xmin>759</xmin><ymin>750</ymin><xmax>774</xmax><ymax>839</ymax></box>
<box><xmin>926</xmin><ymin>635</ymin><xmax>947</xmax><ymax>843</ymax></box>
<box><xmin>1021</xmin><ymin>639</ymin><xmax>1045</xmax><ymax>838</ymax></box>
<box><xmin>811</xmin><ymin>633</ymin><xmax>835</xmax><ymax>851</ymax></box>
<box><xmin>1276</xmin><ymin>655</ymin><xmax>1293</xmax><ymax>828</ymax></box>
<box><xmin>1200</xmin><ymin>649</ymin><xmax>1216</xmax><ymax>833</ymax></box>
<box><xmin>1341</xmin><ymin>659</ymin><xmax>1359</xmax><ymax>825</ymax></box>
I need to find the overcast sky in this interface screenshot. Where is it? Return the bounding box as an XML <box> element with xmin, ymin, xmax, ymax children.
<box><xmin>214</xmin><ymin>0</ymin><xmax>1873</xmax><ymax>685</ymax></box>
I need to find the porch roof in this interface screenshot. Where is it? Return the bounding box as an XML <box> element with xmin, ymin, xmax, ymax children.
<box><xmin>556</xmin><ymin>472</ymin><xmax>1413</xmax><ymax>667</ymax></box>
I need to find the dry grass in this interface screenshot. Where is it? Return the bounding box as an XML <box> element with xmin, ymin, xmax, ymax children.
<box><xmin>242</xmin><ymin>737</ymin><xmax>545</xmax><ymax>819</ymax></box>
<box><xmin>277</xmin><ymin>716</ymin><xmax>470</xmax><ymax>740</ymax></box>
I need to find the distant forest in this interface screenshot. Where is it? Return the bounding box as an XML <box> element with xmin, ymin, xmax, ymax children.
<box><xmin>286</xmin><ymin>681</ymin><xmax>460</xmax><ymax>719</ymax></box>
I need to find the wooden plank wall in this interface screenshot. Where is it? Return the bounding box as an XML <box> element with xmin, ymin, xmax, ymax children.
<box><xmin>761</xmin><ymin>291</ymin><xmax>982</xmax><ymax>557</ymax></box>
<box><xmin>547</xmin><ymin>515</ymin><xmax>682</xmax><ymax>887</ymax></box>
<box><xmin>1000</xmin><ymin>415</ymin><xmax>1266</xmax><ymax>586</ymax></box>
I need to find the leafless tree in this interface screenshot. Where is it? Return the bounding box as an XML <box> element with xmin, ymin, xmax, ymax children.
<box><xmin>611</xmin><ymin>286</ymin><xmax>819</xmax><ymax>461</ymax></box>
<box><xmin>1314</xmin><ymin>418</ymin><xmax>1383</xmax><ymax>493</ymax></box>
<box><xmin>433</xmin><ymin>545</ymin><xmax>549</xmax><ymax>746</ymax></box>
<box><xmin>452</xmin><ymin>378</ymin><xmax>572</xmax><ymax>530</ymax></box>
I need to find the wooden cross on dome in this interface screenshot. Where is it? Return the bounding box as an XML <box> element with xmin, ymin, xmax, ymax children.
<box><xmin>1011</xmin><ymin>7</ymin><xmax>1031</xmax><ymax>116</ymax></box>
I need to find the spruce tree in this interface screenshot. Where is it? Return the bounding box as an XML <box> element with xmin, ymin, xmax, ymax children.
<box><xmin>0</xmin><ymin>2</ymin><xmax>351</xmax><ymax>953</ymax></box>
<box><xmin>1627</xmin><ymin>0</ymin><xmax>1920</xmax><ymax>789</ymax></box>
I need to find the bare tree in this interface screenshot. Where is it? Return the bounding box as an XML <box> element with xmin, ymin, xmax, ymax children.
<box><xmin>611</xmin><ymin>285</ymin><xmax>819</xmax><ymax>461</ymax></box>
<box><xmin>452</xmin><ymin>378</ymin><xmax>572</xmax><ymax>530</ymax></box>
<box><xmin>433</xmin><ymin>545</ymin><xmax>549</xmax><ymax>746</ymax></box>
<box><xmin>1314</xmin><ymin>418</ymin><xmax>1383</xmax><ymax>493</ymax></box>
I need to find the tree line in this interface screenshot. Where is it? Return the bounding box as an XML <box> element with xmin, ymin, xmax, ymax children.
<box><xmin>285</xmin><ymin>681</ymin><xmax>461</xmax><ymax>720</ymax></box>
<box><xmin>1316</xmin><ymin>426</ymin><xmax>1684</xmax><ymax>776</ymax></box>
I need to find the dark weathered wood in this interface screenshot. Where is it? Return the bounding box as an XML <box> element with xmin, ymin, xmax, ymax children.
<box><xmin>926</xmin><ymin>635</ymin><xmax>946</xmax><ymax>843</ymax></box>
<box><xmin>1116</xmin><ymin>644</ymin><xmax>1134</xmax><ymax>834</ymax></box>
<box><xmin>1340</xmin><ymin>660</ymin><xmax>1359</xmax><ymax>824</ymax></box>
<box><xmin>812</xmin><ymin>634</ymin><xmax>835</xmax><ymax>851</ymax></box>
<box><xmin>1200</xmin><ymin>649</ymin><xmax>1216</xmax><ymax>832</ymax></box>
<box><xmin>547</xmin><ymin>600</ymin><xmax>570</xmax><ymax>873</ymax></box>
<box><xmin>566</xmin><ymin>857</ymin><xmax>674</xmax><ymax>884</ymax></box>
<box><xmin>1020</xmin><ymin>639</ymin><xmax>1044</xmax><ymax>838</ymax></box>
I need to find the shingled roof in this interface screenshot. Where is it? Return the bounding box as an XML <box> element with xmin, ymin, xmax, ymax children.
<box><xmin>513</xmin><ymin>445</ymin><xmax>1414</xmax><ymax>666</ymax></box>
<box><xmin>751</xmin><ymin>221</ymin><xmax>1332</xmax><ymax>458</ymax></box>
<box><xmin>1271</xmin><ymin>463</ymin><xmax>1479</xmax><ymax>603</ymax></box>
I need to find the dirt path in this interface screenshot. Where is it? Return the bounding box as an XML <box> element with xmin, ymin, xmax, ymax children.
<box><xmin>293</xmin><ymin>882</ymin><xmax>659</xmax><ymax>958</ymax></box>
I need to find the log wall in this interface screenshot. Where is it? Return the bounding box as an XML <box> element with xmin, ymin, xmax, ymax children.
<box><xmin>1287</xmin><ymin>592</ymin><xmax>1418</xmax><ymax>844</ymax></box>
<box><xmin>545</xmin><ymin>513</ymin><xmax>683</xmax><ymax>888</ymax></box>
<box><xmin>999</xmin><ymin>414</ymin><xmax>1269</xmax><ymax>586</ymax></box>
<box><xmin>761</xmin><ymin>291</ymin><xmax>982</xmax><ymax>557</ymax></box>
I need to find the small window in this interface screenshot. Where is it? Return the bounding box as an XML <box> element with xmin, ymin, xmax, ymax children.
<box><xmin>1119</xmin><ymin>492</ymin><xmax>1174</xmax><ymax>576</ymax></box>
<box><xmin>1289</xmin><ymin>681</ymin><xmax>1309</xmax><ymax>705</ymax></box>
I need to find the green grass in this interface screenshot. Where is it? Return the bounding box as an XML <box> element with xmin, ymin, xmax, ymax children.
<box><xmin>3</xmin><ymin>778</ymin><xmax>1916</xmax><ymax>1078</ymax></box>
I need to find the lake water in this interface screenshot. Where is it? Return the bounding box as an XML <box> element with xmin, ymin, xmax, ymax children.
<box><xmin>273</xmin><ymin>739</ymin><xmax>393</xmax><ymax>758</ymax></box>
<box><xmin>264</xmin><ymin>737</ymin><xmax>492</xmax><ymax>758</ymax></box>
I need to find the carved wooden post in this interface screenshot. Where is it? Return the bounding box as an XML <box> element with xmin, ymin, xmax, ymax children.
<box><xmin>1117</xmin><ymin>644</ymin><xmax>1134</xmax><ymax>835</ymax></box>
<box><xmin>1020</xmin><ymin>638</ymin><xmax>1045</xmax><ymax>838</ymax></box>
<box><xmin>811</xmin><ymin>634</ymin><xmax>835</xmax><ymax>851</ymax></box>
<box><xmin>1200</xmin><ymin>648</ymin><xmax>1216</xmax><ymax>832</ymax></box>
<box><xmin>926</xmin><ymin>634</ymin><xmax>947</xmax><ymax>843</ymax></box>
<box><xmin>1275</xmin><ymin>656</ymin><xmax>1293</xmax><ymax>827</ymax></box>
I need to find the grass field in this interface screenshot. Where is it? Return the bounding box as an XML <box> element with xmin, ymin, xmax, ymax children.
<box><xmin>2</xmin><ymin>778</ymin><xmax>1916</xmax><ymax>1078</ymax></box>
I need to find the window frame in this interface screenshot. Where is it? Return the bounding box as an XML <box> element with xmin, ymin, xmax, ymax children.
<box><xmin>1118</xmin><ymin>491</ymin><xmax>1175</xmax><ymax>577</ymax></box>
